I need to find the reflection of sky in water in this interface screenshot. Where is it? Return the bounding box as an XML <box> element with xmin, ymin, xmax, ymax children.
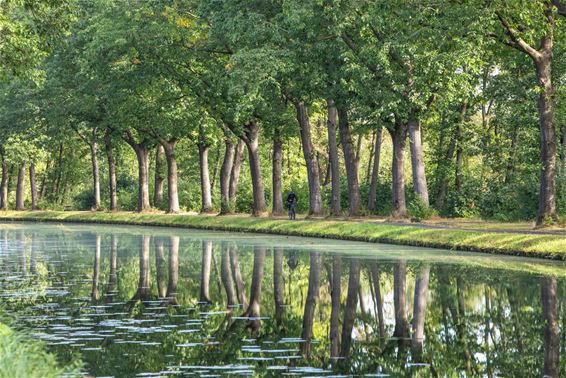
<box><xmin>0</xmin><ymin>222</ymin><xmax>564</xmax><ymax>377</ymax></box>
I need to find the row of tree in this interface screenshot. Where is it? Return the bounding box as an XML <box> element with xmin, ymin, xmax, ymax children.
<box><xmin>1</xmin><ymin>0</ymin><xmax>566</xmax><ymax>224</ymax></box>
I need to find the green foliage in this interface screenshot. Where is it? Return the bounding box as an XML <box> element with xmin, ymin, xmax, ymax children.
<box><xmin>0</xmin><ymin>322</ymin><xmax>81</xmax><ymax>378</ymax></box>
<box><xmin>408</xmin><ymin>197</ymin><xmax>437</xmax><ymax>222</ymax></box>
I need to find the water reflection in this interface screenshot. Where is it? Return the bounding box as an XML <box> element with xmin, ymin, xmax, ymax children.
<box><xmin>0</xmin><ymin>223</ymin><xmax>565</xmax><ymax>377</ymax></box>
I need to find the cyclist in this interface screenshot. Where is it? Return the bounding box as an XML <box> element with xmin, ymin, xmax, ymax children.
<box><xmin>285</xmin><ymin>191</ymin><xmax>297</xmax><ymax>220</ymax></box>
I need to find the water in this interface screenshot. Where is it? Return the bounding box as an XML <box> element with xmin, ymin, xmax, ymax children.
<box><xmin>0</xmin><ymin>222</ymin><xmax>565</xmax><ymax>377</ymax></box>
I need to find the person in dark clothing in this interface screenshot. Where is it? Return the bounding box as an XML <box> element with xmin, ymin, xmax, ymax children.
<box><xmin>285</xmin><ymin>191</ymin><xmax>297</xmax><ymax>220</ymax></box>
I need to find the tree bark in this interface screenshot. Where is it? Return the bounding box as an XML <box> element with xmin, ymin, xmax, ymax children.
<box><xmin>272</xmin><ymin>130</ymin><xmax>284</xmax><ymax>215</ymax></box>
<box><xmin>199</xmin><ymin>142</ymin><xmax>213</xmax><ymax>213</ymax></box>
<box><xmin>541</xmin><ymin>277</ymin><xmax>559</xmax><ymax>378</ymax></box>
<box><xmin>220</xmin><ymin>133</ymin><xmax>235</xmax><ymax>214</ymax></box>
<box><xmin>535</xmin><ymin>54</ymin><xmax>557</xmax><ymax>225</ymax></box>
<box><xmin>338</xmin><ymin>105</ymin><xmax>361</xmax><ymax>216</ymax></box>
<box><xmin>106</xmin><ymin>234</ymin><xmax>118</xmax><ymax>300</ymax></box>
<box><xmin>91</xmin><ymin>233</ymin><xmax>101</xmax><ymax>301</ymax></box>
<box><xmin>389</xmin><ymin>120</ymin><xmax>408</xmax><ymax>218</ymax></box>
<box><xmin>411</xmin><ymin>266</ymin><xmax>430</xmax><ymax>361</ymax></box>
<box><xmin>155</xmin><ymin>238</ymin><xmax>167</xmax><ymax>299</ymax></box>
<box><xmin>561</xmin><ymin>124</ymin><xmax>566</xmax><ymax>175</ymax></box>
<box><xmin>273</xmin><ymin>247</ymin><xmax>285</xmax><ymax>325</ymax></box>
<box><xmin>243</xmin><ymin>122</ymin><xmax>267</xmax><ymax>216</ymax></box>
<box><xmin>200</xmin><ymin>240</ymin><xmax>213</xmax><ymax>304</ymax></box>
<box><xmin>166</xmin><ymin>236</ymin><xmax>180</xmax><ymax>305</ymax></box>
<box><xmin>435</xmin><ymin>118</ymin><xmax>462</xmax><ymax>209</ymax></box>
<box><xmin>160</xmin><ymin>139</ymin><xmax>180</xmax><ymax>214</ymax></box>
<box><xmin>393</xmin><ymin>261</ymin><xmax>409</xmax><ymax>339</ymax></box>
<box><xmin>340</xmin><ymin>258</ymin><xmax>360</xmax><ymax>358</ymax></box>
<box><xmin>154</xmin><ymin>145</ymin><xmax>165</xmax><ymax>208</ymax></box>
<box><xmin>327</xmin><ymin>99</ymin><xmax>341</xmax><ymax>216</ymax></box>
<box><xmin>132</xmin><ymin>235</ymin><xmax>151</xmax><ymax>301</ymax></box>
<box><xmin>0</xmin><ymin>149</ymin><xmax>8</xmax><ymax>210</ymax></box>
<box><xmin>16</xmin><ymin>163</ymin><xmax>26</xmax><ymax>211</ymax></box>
<box><xmin>104</xmin><ymin>133</ymin><xmax>118</xmax><ymax>211</ymax></box>
<box><xmin>370</xmin><ymin>262</ymin><xmax>385</xmax><ymax>340</ymax></box>
<box><xmin>244</xmin><ymin>246</ymin><xmax>266</xmax><ymax>333</ymax></box>
<box><xmin>294</xmin><ymin>101</ymin><xmax>323</xmax><ymax>216</ymax></box>
<box><xmin>229</xmin><ymin>139</ymin><xmax>245</xmax><ymax>208</ymax></box>
<box><xmin>367</xmin><ymin>127</ymin><xmax>383</xmax><ymax>212</ymax></box>
<box><xmin>127</xmin><ymin>141</ymin><xmax>151</xmax><ymax>212</ymax></box>
<box><xmin>29</xmin><ymin>162</ymin><xmax>38</xmax><ymax>210</ymax></box>
<box><xmin>408</xmin><ymin>117</ymin><xmax>429</xmax><ymax>206</ymax></box>
<box><xmin>229</xmin><ymin>247</ymin><xmax>247</xmax><ymax>308</ymax></box>
<box><xmin>89</xmin><ymin>142</ymin><xmax>101</xmax><ymax>210</ymax></box>
<box><xmin>221</xmin><ymin>242</ymin><xmax>237</xmax><ymax>310</ymax></box>
<box><xmin>300</xmin><ymin>251</ymin><xmax>322</xmax><ymax>357</ymax></box>
<box><xmin>330</xmin><ymin>254</ymin><xmax>342</xmax><ymax>362</ymax></box>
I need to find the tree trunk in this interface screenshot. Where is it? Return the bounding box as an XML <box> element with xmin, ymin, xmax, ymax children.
<box><xmin>408</xmin><ymin>117</ymin><xmax>429</xmax><ymax>206</ymax></box>
<box><xmin>327</xmin><ymin>99</ymin><xmax>341</xmax><ymax>216</ymax></box>
<box><xmin>244</xmin><ymin>122</ymin><xmax>267</xmax><ymax>216</ymax></box>
<box><xmin>16</xmin><ymin>163</ymin><xmax>26</xmax><ymax>211</ymax></box>
<box><xmin>535</xmin><ymin>55</ymin><xmax>557</xmax><ymax>225</ymax></box>
<box><xmin>244</xmin><ymin>246</ymin><xmax>266</xmax><ymax>333</ymax></box>
<box><xmin>561</xmin><ymin>124</ymin><xmax>566</xmax><ymax>175</ymax></box>
<box><xmin>300</xmin><ymin>251</ymin><xmax>322</xmax><ymax>357</ymax></box>
<box><xmin>91</xmin><ymin>233</ymin><xmax>101</xmax><ymax>301</ymax></box>
<box><xmin>53</xmin><ymin>143</ymin><xmax>63</xmax><ymax>198</ymax></box>
<box><xmin>0</xmin><ymin>151</ymin><xmax>8</xmax><ymax>210</ymax></box>
<box><xmin>132</xmin><ymin>235</ymin><xmax>151</xmax><ymax>301</ymax></box>
<box><xmin>541</xmin><ymin>277</ymin><xmax>559</xmax><ymax>378</ymax></box>
<box><xmin>29</xmin><ymin>162</ymin><xmax>38</xmax><ymax>210</ymax></box>
<box><xmin>393</xmin><ymin>261</ymin><xmax>409</xmax><ymax>338</ymax></box>
<box><xmin>229</xmin><ymin>247</ymin><xmax>247</xmax><ymax>308</ymax></box>
<box><xmin>220</xmin><ymin>134</ymin><xmax>235</xmax><ymax>214</ymax></box>
<box><xmin>200</xmin><ymin>240</ymin><xmax>213</xmax><ymax>304</ymax></box>
<box><xmin>221</xmin><ymin>243</ymin><xmax>237</xmax><ymax>310</ymax></box>
<box><xmin>435</xmin><ymin>119</ymin><xmax>462</xmax><ymax>209</ymax></box>
<box><xmin>154</xmin><ymin>145</ymin><xmax>165</xmax><ymax>208</ymax></box>
<box><xmin>199</xmin><ymin>143</ymin><xmax>213</xmax><ymax>213</ymax></box>
<box><xmin>155</xmin><ymin>238</ymin><xmax>167</xmax><ymax>298</ymax></box>
<box><xmin>167</xmin><ymin>236</ymin><xmax>180</xmax><ymax>305</ymax></box>
<box><xmin>390</xmin><ymin>120</ymin><xmax>408</xmax><ymax>218</ymax></box>
<box><xmin>340</xmin><ymin>258</ymin><xmax>360</xmax><ymax>358</ymax></box>
<box><xmin>273</xmin><ymin>247</ymin><xmax>285</xmax><ymax>325</ymax></box>
<box><xmin>330</xmin><ymin>254</ymin><xmax>342</xmax><ymax>362</ymax></box>
<box><xmin>411</xmin><ymin>266</ymin><xmax>430</xmax><ymax>361</ymax></box>
<box><xmin>229</xmin><ymin>139</ymin><xmax>245</xmax><ymax>208</ymax></box>
<box><xmin>160</xmin><ymin>140</ymin><xmax>180</xmax><ymax>214</ymax></box>
<box><xmin>338</xmin><ymin>106</ymin><xmax>361</xmax><ymax>216</ymax></box>
<box><xmin>90</xmin><ymin>142</ymin><xmax>101</xmax><ymax>210</ymax></box>
<box><xmin>455</xmin><ymin>146</ymin><xmax>464</xmax><ymax>191</ymax></box>
<box><xmin>104</xmin><ymin>133</ymin><xmax>118</xmax><ymax>211</ymax></box>
<box><xmin>370</xmin><ymin>262</ymin><xmax>385</xmax><ymax>340</ymax></box>
<box><xmin>106</xmin><ymin>234</ymin><xmax>118</xmax><ymax>301</ymax></box>
<box><xmin>39</xmin><ymin>160</ymin><xmax>49</xmax><ymax>200</ymax></box>
<box><xmin>295</xmin><ymin>101</ymin><xmax>323</xmax><ymax>216</ymax></box>
<box><xmin>367</xmin><ymin>127</ymin><xmax>383</xmax><ymax>212</ymax></box>
<box><xmin>272</xmin><ymin>130</ymin><xmax>284</xmax><ymax>215</ymax></box>
<box><xmin>130</xmin><ymin>144</ymin><xmax>151</xmax><ymax>212</ymax></box>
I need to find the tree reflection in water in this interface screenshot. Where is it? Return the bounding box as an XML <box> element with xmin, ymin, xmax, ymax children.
<box><xmin>0</xmin><ymin>225</ymin><xmax>565</xmax><ymax>377</ymax></box>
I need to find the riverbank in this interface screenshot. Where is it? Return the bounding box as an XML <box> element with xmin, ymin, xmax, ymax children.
<box><xmin>0</xmin><ymin>321</ymin><xmax>81</xmax><ymax>378</ymax></box>
<box><xmin>0</xmin><ymin>211</ymin><xmax>565</xmax><ymax>260</ymax></box>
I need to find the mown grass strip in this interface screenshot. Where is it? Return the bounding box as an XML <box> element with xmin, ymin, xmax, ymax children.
<box><xmin>0</xmin><ymin>211</ymin><xmax>565</xmax><ymax>260</ymax></box>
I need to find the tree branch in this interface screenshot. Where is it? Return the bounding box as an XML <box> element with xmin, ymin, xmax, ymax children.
<box><xmin>495</xmin><ymin>12</ymin><xmax>541</xmax><ymax>60</ymax></box>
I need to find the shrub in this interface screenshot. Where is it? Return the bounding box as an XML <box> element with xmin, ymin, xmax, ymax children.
<box><xmin>408</xmin><ymin>197</ymin><xmax>436</xmax><ymax>222</ymax></box>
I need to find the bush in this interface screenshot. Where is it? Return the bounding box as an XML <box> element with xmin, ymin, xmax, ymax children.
<box><xmin>408</xmin><ymin>197</ymin><xmax>436</xmax><ymax>222</ymax></box>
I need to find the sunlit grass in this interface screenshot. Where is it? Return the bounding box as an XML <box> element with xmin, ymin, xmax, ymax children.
<box><xmin>1</xmin><ymin>210</ymin><xmax>565</xmax><ymax>260</ymax></box>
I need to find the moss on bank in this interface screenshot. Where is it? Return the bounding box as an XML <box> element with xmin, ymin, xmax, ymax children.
<box><xmin>0</xmin><ymin>210</ymin><xmax>565</xmax><ymax>260</ymax></box>
<box><xmin>0</xmin><ymin>322</ymin><xmax>81</xmax><ymax>378</ymax></box>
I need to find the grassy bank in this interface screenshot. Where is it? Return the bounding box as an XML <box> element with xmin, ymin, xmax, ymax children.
<box><xmin>0</xmin><ymin>321</ymin><xmax>81</xmax><ymax>378</ymax></box>
<box><xmin>1</xmin><ymin>210</ymin><xmax>566</xmax><ymax>260</ymax></box>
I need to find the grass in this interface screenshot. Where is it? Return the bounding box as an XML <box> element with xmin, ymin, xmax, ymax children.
<box><xmin>1</xmin><ymin>210</ymin><xmax>566</xmax><ymax>260</ymax></box>
<box><xmin>0</xmin><ymin>321</ymin><xmax>81</xmax><ymax>378</ymax></box>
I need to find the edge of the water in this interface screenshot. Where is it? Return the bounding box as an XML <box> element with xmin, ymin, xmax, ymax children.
<box><xmin>0</xmin><ymin>211</ymin><xmax>565</xmax><ymax>261</ymax></box>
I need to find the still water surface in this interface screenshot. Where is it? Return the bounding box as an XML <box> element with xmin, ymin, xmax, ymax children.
<box><xmin>0</xmin><ymin>222</ymin><xmax>565</xmax><ymax>377</ymax></box>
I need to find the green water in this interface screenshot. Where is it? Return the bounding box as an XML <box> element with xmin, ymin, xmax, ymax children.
<box><xmin>0</xmin><ymin>222</ymin><xmax>564</xmax><ymax>377</ymax></box>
